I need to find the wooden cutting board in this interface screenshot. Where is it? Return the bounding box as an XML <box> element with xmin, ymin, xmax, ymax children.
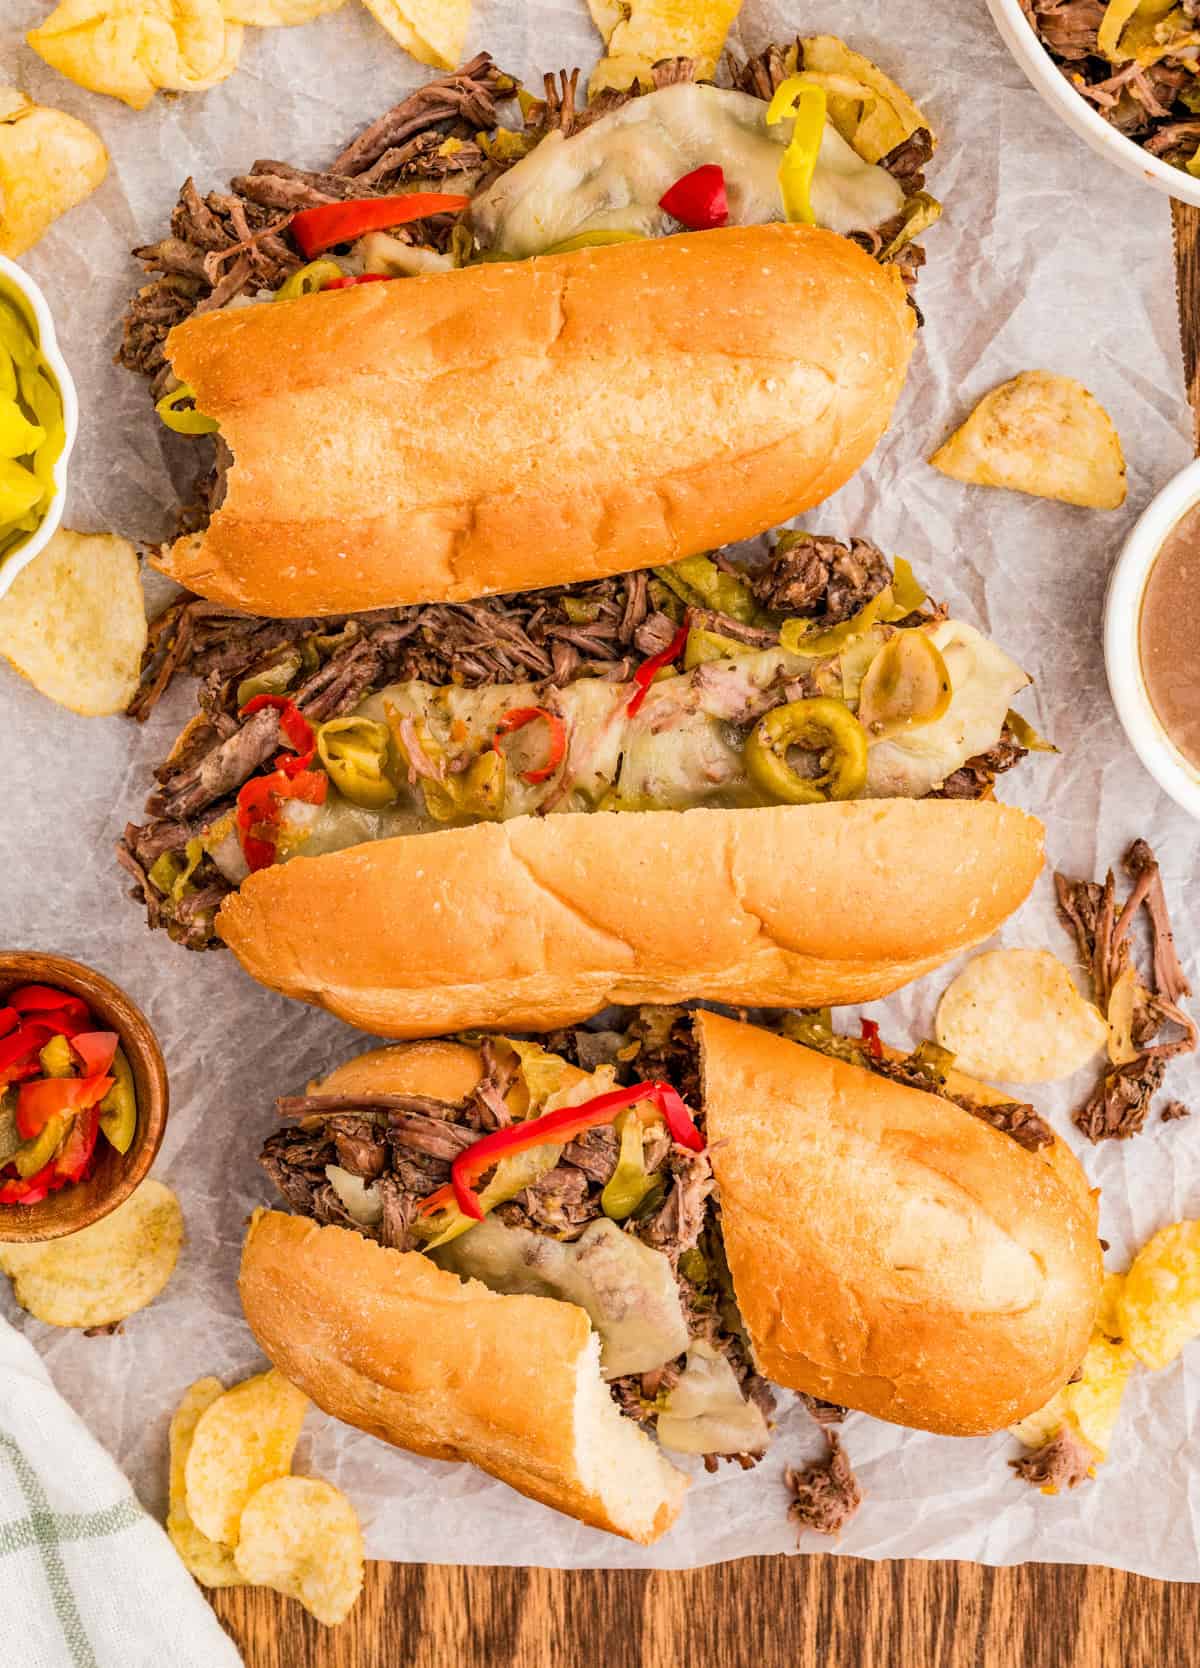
<box><xmin>208</xmin><ymin>204</ymin><xmax>1200</xmax><ymax>1668</ymax></box>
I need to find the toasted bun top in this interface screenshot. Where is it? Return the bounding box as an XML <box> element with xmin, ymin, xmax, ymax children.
<box><xmin>217</xmin><ymin>800</ymin><xmax>1044</xmax><ymax>1039</ymax></box>
<box><xmin>159</xmin><ymin>226</ymin><xmax>914</xmax><ymax>615</ymax></box>
<box><xmin>696</xmin><ymin>1012</ymin><xmax>1102</xmax><ymax>1434</ymax></box>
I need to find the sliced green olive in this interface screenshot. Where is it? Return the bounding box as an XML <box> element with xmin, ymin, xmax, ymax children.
<box><xmin>744</xmin><ymin>697</ymin><xmax>868</xmax><ymax>804</ymax></box>
<box><xmin>276</xmin><ymin>259</ymin><xmax>345</xmax><ymax>299</ymax></box>
<box><xmin>317</xmin><ymin>716</ymin><xmax>397</xmax><ymax>810</ymax></box>
<box><xmin>857</xmin><ymin>631</ymin><xmax>952</xmax><ymax>737</ymax></box>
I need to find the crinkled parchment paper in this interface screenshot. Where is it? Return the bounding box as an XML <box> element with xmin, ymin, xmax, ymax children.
<box><xmin>1</xmin><ymin>0</ymin><xmax>1197</xmax><ymax>1578</ymax></box>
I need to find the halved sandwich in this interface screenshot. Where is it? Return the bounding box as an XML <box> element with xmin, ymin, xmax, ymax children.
<box><xmin>119</xmin><ymin>533</ymin><xmax>1047</xmax><ymax>1034</ymax></box>
<box><xmin>241</xmin><ymin>1006</ymin><xmax>1102</xmax><ymax>1543</ymax></box>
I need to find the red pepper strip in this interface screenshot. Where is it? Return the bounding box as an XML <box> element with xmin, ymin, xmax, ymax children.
<box><xmin>0</xmin><ymin>1007</ymin><xmax>17</xmax><ymax>1038</ymax></box>
<box><xmin>54</xmin><ymin>1105</ymin><xmax>100</xmax><ymax>1184</ymax></box>
<box><xmin>659</xmin><ymin>164</ymin><xmax>729</xmax><ymax>230</ymax></box>
<box><xmin>860</xmin><ymin>1018</ymin><xmax>883</xmax><ymax>1060</ymax></box>
<box><xmin>0</xmin><ymin>1061</ymin><xmax>43</xmax><ymax>1090</ymax></box>
<box><xmin>627</xmin><ymin>620</ymin><xmax>690</xmax><ymax>718</ymax></box>
<box><xmin>323</xmin><ymin>274</ymin><xmax>395</xmax><ymax>290</ymax></box>
<box><xmin>240</xmin><ymin>694</ymin><xmax>315</xmax><ymax>760</ymax></box>
<box><xmin>420</xmin><ymin>1079</ymin><xmax>704</xmax><ymax>1222</ymax></box>
<box><xmin>9</xmin><ymin>985</ymin><xmax>90</xmax><ymax>1023</ymax></box>
<box><xmin>0</xmin><ymin>1161</ymin><xmax>58</xmax><ymax>1205</ymax></box>
<box><xmin>0</xmin><ymin>1020</ymin><xmax>53</xmax><ymax>1075</ymax></box>
<box><xmin>290</xmin><ymin>194</ymin><xmax>470</xmax><ymax>259</ymax></box>
<box><xmin>491</xmin><ymin>706</ymin><xmax>568</xmax><ymax>785</ymax></box>
<box><xmin>236</xmin><ymin>768</ymin><xmax>328</xmax><ymax>872</ymax></box>
<box><xmin>16</xmin><ymin>1075</ymin><xmax>112</xmax><ymax>1142</ymax></box>
<box><xmin>71</xmin><ymin>1031</ymin><xmax>119</xmax><ymax>1078</ymax></box>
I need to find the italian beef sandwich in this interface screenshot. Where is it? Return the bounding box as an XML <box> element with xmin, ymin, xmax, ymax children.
<box><xmin>122</xmin><ymin>534</ymin><xmax>1046</xmax><ymax>1035</ymax></box>
<box><xmin>241</xmin><ymin>1007</ymin><xmax>1102</xmax><ymax>1544</ymax></box>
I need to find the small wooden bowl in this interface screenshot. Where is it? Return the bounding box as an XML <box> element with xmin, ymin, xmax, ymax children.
<box><xmin>0</xmin><ymin>952</ymin><xmax>169</xmax><ymax>1244</ymax></box>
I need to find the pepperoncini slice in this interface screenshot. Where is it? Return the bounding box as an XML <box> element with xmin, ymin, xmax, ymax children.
<box><xmin>155</xmin><ymin>381</ymin><xmax>220</xmax><ymax>436</ymax></box>
<box><xmin>317</xmin><ymin>716</ymin><xmax>398</xmax><ymax>810</ymax></box>
<box><xmin>654</xmin><ymin>554</ymin><xmax>760</xmax><ymax>623</ymax></box>
<box><xmin>779</xmin><ymin>558</ymin><xmax>927</xmax><ymax>657</ymax></box>
<box><xmin>745</xmin><ymin>696</ymin><xmax>868</xmax><ymax>804</ymax></box>
<box><xmin>99</xmin><ymin>1048</ymin><xmax>138</xmax><ymax>1155</ymax></box>
<box><xmin>236</xmin><ymin>649</ymin><xmax>303</xmax><ymax>710</ymax></box>
<box><xmin>0</xmin><ymin>398</ymin><xmax>44</xmax><ymax>459</ymax></box>
<box><xmin>276</xmin><ymin>259</ymin><xmax>346</xmax><ymax>300</ymax></box>
<box><xmin>540</xmin><ymin>229</ymin><xmax>648</xmax><ymax>255</ymax></box>
<box><xmin>0</xmin><ymin>456</ymin><xmax>41</xmax><ymax>520</ymax></box>
<box><xmin>766</xmin><ymin>76</ymin><xmax>828</xmax><ymax>225</ymax></box>
<box><xmin>601</xmin><ymin>1110</ymin><xmax>657</xmax><ymax>1222</ymax></box>
<box><xmin>684</xmin><ymin>626</ymin><xmax>746</xmax><ymax>669</ymax></box>
<box><xmin>14</xmin><ymin>1112</ymin><xmax>69</xmax><ymax>1178</ymax></box>
<box><xmin>856</xmin><ymin>631</ymin><xmax>952</xmax><ymax>737</ymax></box>
<box><xmin>1005</xmin><ymin>709</ymin><xmax>1059</xmax><ymax>753</ymax></box>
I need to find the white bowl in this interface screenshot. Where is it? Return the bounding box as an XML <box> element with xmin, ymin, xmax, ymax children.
<box><xmin>1104</xmin><ymin>457</ymin><xmax>1200</xmax><ymax>820</ymax></box>
<box><xmin>0</xmin><ymin>254</ymin><xmax>79</xmax><ymax>602</ymax></box>
<box><xmin>986</xmin><ymin>0</ymin><xmax>1200</xmax><ymax>207</ymax></box>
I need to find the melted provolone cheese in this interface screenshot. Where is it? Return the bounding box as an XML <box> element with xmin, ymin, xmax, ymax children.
<box><xmin>656</xmin><ymin>1339</ymin><xmax>770</xmax><ymax>1457</ymax></box>
<box><xmin>468</xmin><ymin>82</ymin><xmax>904</xmax><ymax>256</ymax></box>
<box><xmin>431</xmin><ymin>1214</ymin><xmax>690</xmax><ymax>1379</ymax></box>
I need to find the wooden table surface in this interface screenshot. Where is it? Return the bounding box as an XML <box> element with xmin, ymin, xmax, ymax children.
<box><xmin>209</xmin><ymin>204</ymin><xmax>1200</xmax><ymax>1668</ymax></box>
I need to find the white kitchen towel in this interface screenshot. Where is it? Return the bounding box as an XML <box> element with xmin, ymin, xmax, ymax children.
<box><xmin>0</xmin><ymin>1317</ymin><xmax>244</xmax><ymax>1668</ymax></box>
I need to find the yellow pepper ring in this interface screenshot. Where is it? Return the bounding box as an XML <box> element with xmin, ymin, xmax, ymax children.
<box><xmin>155</xmin><ymin>381</ymin><xmax>220</xmax><ymax>436</ymax></box>
<box><xmin>766</xmin><ymin>76</ymin><xmax>828</xmax><ymax>226</ymax></box>
<box><xmin>276</xmin><ymin>259</ymin><xmax>346</xmax><ymax>300</ymax></box>
<box><xmin>317</xmin><ymin>715</ymin><xmax>397</xmax><ymax>809</ymax></box>
<box><xmin>745</xmin><ymin>696</ymin><xmax>869</xmax><ymax>804</ymax></box>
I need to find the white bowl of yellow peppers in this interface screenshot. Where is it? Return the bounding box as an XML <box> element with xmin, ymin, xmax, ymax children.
<box><xmin>0</xmin><ymin>254</ymin><xmax>78</xmax><ymax>602</ymax></box>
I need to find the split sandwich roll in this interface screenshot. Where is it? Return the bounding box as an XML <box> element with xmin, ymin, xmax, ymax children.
<box><xmin>121</xmin><ymin>533</ymin><xmax>1048</xmax><ymax>1021</ymax></box>
<box><xmin>216</xmin><ymin>799</ymin><xmax>1044</xmax><ymax>1037</ymax></box>
<box><xmin>240</xmin><ymin>1007</ymin><xmax>1102</xmax><ymax>1541</ymax></box>
<box><xmin>155</xmin><ymin>226</ymin><xmax>914</xmax><ymax>617</ymax></box>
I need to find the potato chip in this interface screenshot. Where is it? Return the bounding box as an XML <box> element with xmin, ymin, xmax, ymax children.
<box><xmin>935</xmin><ymin>948</ymin><xmax>1108</xmax><ymax>1084</ymax></box>
<box><xmin>234</xmin><ymin>1477</ymin><xmax>364</xmax><ymax>1627</ymax></box>
<box><xmin>1119</xmin><ymin>1219</ymin><xmax>1200</xmax><ymax>1370</ymax></box>
<box><xmin>358</xmin><ymin>0</ymin><xmax>471</xmax><ymax>70</ymax></box>
<box><xmin>28</xmin><ymin>0</ymin><xmax>242</xmax><ymax>111</ymax></box>
<box><xmin>221</xmin><ymin>0</ymin><xmax>345</xmax><ymax>24</ymax></box>
<box><xmin>1011</xmin><ymin>1276</ymin><xmax>1135</xmax><ymax>1464</ymax></box>
<box><xmin>798</xmin><ymin>36</ymin><xmax>933</xmax><ymax>163</ymax></box>
<box><xmin>0</xmin><ymin>529</ymin><xmax>147</xmax><ymax>717</ymax></box>
<box><xmin>167</xmin><ymin>1379</ymin><xmax>245</xmax><ymax>1589</ymax></box>
<box><xmin>0</xmin><ymin>89</ymin><xmax>108</xmax><ymax>258</ymax></box>
<box><xmin>185</xmin><ymin>1369</ymin><xmax>309</xmax><ymax>1546</ymax></box>
<box><xmin>929</xmin><ymin>372</ymin><xmax>1127</xmax><ymax>510</ymax></box>
<box><xmin>0</xmin><ymin>1179</ymin><xmax>182</xmax><ymax>1329</ymax></box>
<box><xmin>587</xmin><ymin>0</ymin><xmax>743</xmax><ymax>93</ymax></box>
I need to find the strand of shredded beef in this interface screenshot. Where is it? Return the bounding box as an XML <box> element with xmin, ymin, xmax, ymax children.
<box><xmin>1010</xmin><ymin>1426</ymin><xmax>1095</xmax><ymax>1492</ymax></box>
<box><xmin>1055</xmin><ymin>840</ymin><xmax>1196</xmax><ymax>1140</ymax></box>
<box><xmin>785</xmin><ymin>1430</ymin><xmax>863</xmax><ymax>1538</ymax></box>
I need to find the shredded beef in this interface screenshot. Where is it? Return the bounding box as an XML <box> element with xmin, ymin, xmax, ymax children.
<box><xmin>636</xmin><ymin>1148</ymin><xmax>714</xmax><ymax>1259</ymax></box>
<box><xmin>1056</xmin><ymin>840</ymin><xmax>1196</xmax><ymax>1141</ymax></box>
<box><xmin>1010</xmin><ymin>1426</ymin><xmax>1095</xmax><ymax>1492</ymax></box>
<box><xmin>801</xmin><ymin>1394</ymin><xmax>847</xmax><ymax>1426</ymax></box>
<box><xmin>1162</xmin><ymin>1100</ymin><xmax>1192</xmax><ymax>1122</ymax></box>
<box><xmin>932</xmin><ymin>732</ymin><xmax>1028</xmax><ymax>800</ymax></box>
<box><xmin>747</xmin><ymin>533</ymin><xmax>891</xmax><ymax>621</ymax></box>
<box><xmin>1023</xmin><ymin>0</ymin><xmax>1200</xmax><ymax>165</ymax></box>
<box><xmin>785</xmin><ymin>1431</ymin><xmax>863</xmax><ymax>1538</ymax></box>
<box><xmin>867</xmin><ymin>1048</ymin><xmax>1054</xmax><ymax>1152</ymax></box>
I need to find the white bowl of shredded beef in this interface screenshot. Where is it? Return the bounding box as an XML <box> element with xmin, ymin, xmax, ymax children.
<box><xmin>1105</xmin><ymin>455</ymin><xmax>1200</xmax><ymax>819</ymax></box>
<box><xmin>988</xmin><ymin>0</ymin><xmax>1200</xmax><ymax>204</ymax></box>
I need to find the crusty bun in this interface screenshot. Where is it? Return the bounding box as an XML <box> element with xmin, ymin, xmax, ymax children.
<box><xmin>696</xmin><ymin>1012</ymin><xmax>1102</xmax><ymax>1434</ymax></box>
<box><xmin>157</xmin><ymin>226</ymin><xmax>914</xmax><ymax>616</ymax></box>
<box><xmin>216</xmin><ymin>800</ymin><xmax>1044</xmax><ymax>1038</ymax></box>
<box><xmin>239</xmin><ymin>1210</ymin><xmax>689</xmax><ymax>1543</ymax></box>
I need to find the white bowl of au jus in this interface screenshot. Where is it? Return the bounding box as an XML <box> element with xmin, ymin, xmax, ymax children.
<box><xmin>0</xmin><ymin>254</ymin><xmax>79</xmax><ymax>603</ymax></box>
<box><xmin>1105</xmin><ymin>457</ymin><xmax>1200</xmax><ymax>819</ymax></box>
